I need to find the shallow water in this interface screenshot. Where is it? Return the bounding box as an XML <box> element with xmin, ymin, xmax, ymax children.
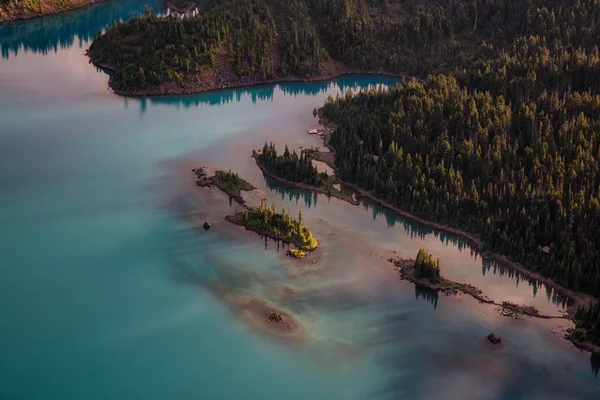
<box><xmin>1</xmin><ymin>1</ymin><xmax>599</xmax><ymax>399</ymax></box>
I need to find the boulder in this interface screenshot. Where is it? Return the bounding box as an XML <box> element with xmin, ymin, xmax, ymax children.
<box><xmin>203</xmin><ymin>221</ymin><xmax>212</xmax><ymax>230</ymax></box>
<box><xmin>487</xmin><ymin>333</ymin><xmax>502</xmax><ymax>345</ymax></box>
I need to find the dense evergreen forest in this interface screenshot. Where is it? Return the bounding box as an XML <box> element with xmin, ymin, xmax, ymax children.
<box><xmin>257</xmin><ymin>143</ymin><xmax>322</xmax><ymax>186</ymax></box>
<box><xmin>0</xmin><ymin>0</ymin><xmax>94</xmax><ymax>21</ymax></box>
<box><xmin>88</xmin><ymin>0</ymin><xmax>600</xmax><ymax>337</ymax></box>
<box><xmin>90</xmin><ymin>0</ymin><xmax>600</xmax><ymax>93</ymax></box>
<box><xmin>319</xmin><ymin>0</ymin><xmax>600</xmax><ymax>300</ymax></box>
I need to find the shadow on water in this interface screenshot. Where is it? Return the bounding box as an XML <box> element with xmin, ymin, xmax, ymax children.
<box><xmin>265</xmin><ymin>175</ymin><xmax>320</xmax><ymax>209</ymax></box>
<box><xmin>128</xmin><ymin>77</ymin><xmax>400</xmax><ymax>112</ymax></box>
<box><xmin>0</xmin><ymin>0</ymin><xmax>162</xmax><ymax>59</ymax></box>
<box><xmin>593</xmin><ymin>353</ymin><xmax>600</xmax><ymax>379</ymax></box>
<box><xmin>415</xmin><ymin>286</ymin><xmax>439</xmax><ymax>309</ymax></box>
<box><xmin>265</xmin><ymin>177</ymin><xmax>570</xmax><ymax>310</ymax></box>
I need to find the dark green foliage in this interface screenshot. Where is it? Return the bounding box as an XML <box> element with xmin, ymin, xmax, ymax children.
<box><xmin>166</xmin><ymin>0</ymin><xmax>201</xmax><ymax>12</ymax></box>
<box><xmin>89</xmin><ymin>0</ymin><xmax>600</xmax><ymax>92</ymax></box>
<box><xmin>272</xmin><ymin>0</ymin><xmax>329</xmax><ymax>77</ymax></box>
<box><xmin>89</xmin><ymin>1</ymin><xmax>277</xmax><ymax>91</ymax></box>
<box><xmin>234</xmin><ymin>198</ymin><xmax>318</xmax><ymax>250</ymax></box>
<box><xmin>216</xmin><ymin>170</ymin><xmax>242</xmax><ymax>188</ymax></box>
<box><xmin>414</xmin><ymin>249</ymin><xmax>441</xmax><ymax>284</ymax></box>
<box><xmin>257</xmin><ymin>142</ymin><xmax>321</xmax><ymax>186</ymax></box>
<box><xmin>212</xmin><ymin>170</ymin><xmax>255</xmax><ymax>204</ymax></box>
<box><xmin>321</xmin><ymin>73</ymin><xmax>600</xmax><ymax>296</ymax></box>
<box><xmin>316</xmin><ymin>0</ymin><xmax>600</xmax><ymax>298</ymax></box>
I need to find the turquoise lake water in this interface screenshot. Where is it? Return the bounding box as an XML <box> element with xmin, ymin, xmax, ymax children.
<box><xmin>1</xmin><ymin>1</ymin><xmax>599</xmax><ymax>398</ymax></box>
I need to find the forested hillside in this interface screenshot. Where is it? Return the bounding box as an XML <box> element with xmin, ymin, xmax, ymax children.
<box><xmin>89</xmin><ymin>0</ymin><xmax>600</xmax><ymax>297</ymax></box>
<box><xmin>0</xmin><ymin>0</ymin><xmax>101</xmax><ymax>21</ymax></box>
<box><xmin>89</xmin><ymin>0</ymin><xmax>335</xmax><ymax>93</ymax></box>
<box><xmin>320</xmin><ymin>0</ymin><xmax>600</xmax><ymax>298</ymax></box>
<box><xmin>86</xmin><ymin>0</ymin><xmax>545</xmax><ymax>93</ymax></box>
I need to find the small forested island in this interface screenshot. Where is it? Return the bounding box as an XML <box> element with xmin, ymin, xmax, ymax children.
<box><xmin>255</xmin><ymin>143</ymin><xmax>357</xmax><ymax>204</ymax></box>
<box><xmin>392</xmin><ymin>250</ymin><xmax>487</xmax><ymax>299</ymax></box>
<box><xmin>0</xmin><ymin>0</ymin><xmax>103</xmax><ymax>22</ymax></box>
<box><xmin>194</xmin><ymin>167</ymin><xmax>255</xmax><ymax>205</ymax></box>
<box><xmin>226</xmin><ymin>198</ymin><xmax>318</xmax><ymax>251</ymax></box>
<box><xmin>391</xmin><ymin>250</ymin><xmax>568</xmax><ymax>321</ymax></box>
<box><xmin>315</xmin><ymin>0</ymin><xmax>600</xmax><ymax>302</ymax></box>
<box><xmin>256</xmin><ymin>143</ymin><xmax>322</xmax><ymax>187</ymax></box>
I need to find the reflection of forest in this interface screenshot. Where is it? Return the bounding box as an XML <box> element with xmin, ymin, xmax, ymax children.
<box><xmin>139</xmin><ymin>79</ymin><xmax>395</xmax><ymax>110</ymax></box>
<box><xmin>0</xmin><ymin>0</ymin><xmax>161</xmax><ymax>59</ymax></box>
<box><xmin>415</xmin><ymin>286</ymin><xmax>438</xmax><ymax>309</ymax></box>
<box><xmin>592</xmin><ymin>353</ymin><xmax>600</xmax><ymax>379</ymax></box>
<box><xmin>264</xmin><ymin>179</ymin><xmax>570</xmax><ymax>308</ymax></box>
<box><xmin>265</xmin><ymin>176</ymin><xmax>319</xmax><ymax>210</ymax></box>
<box><xmin>362</xmin><ymin>196</ymin><xmax>571</xmax><ymax>308</ymax></box>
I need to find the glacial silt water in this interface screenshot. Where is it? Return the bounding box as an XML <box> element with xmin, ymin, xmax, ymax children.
<box><xmin>1</xmin><ymin>1</ymin><xmax>599</xmax><ymax>399</ymax></box>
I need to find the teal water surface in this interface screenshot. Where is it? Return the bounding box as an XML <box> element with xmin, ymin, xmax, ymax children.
<box><xmin>1</xmin><ymin>1</ymin><xmax>599</xmax><ymax>399</ymax></box>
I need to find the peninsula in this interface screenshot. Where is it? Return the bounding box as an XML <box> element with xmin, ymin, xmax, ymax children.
<box><xmin>0</xmin><ymin>0</ymin><xmax>106</xmax><ymax>22</ymax></box>
<box><xmin>254</xmin><ymin>143</ymin><xmax>357</xmax><ymax>205</ymax></box>
<box><xmin>390</xmin><ymin>250</ymin><xmax>493</xmax><ymax>307</ymax></box>
<box><xmin>86</xmin><ymin>0</ymin><xmax>438</xmax><ymax>96</ymax></box>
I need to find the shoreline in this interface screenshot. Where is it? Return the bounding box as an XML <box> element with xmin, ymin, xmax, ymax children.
<box><xmin>0</xmin><ymin>0</ymin><xmax>109</xmax><ymax>24</ymax></box>
<box><xmin>390</xmin><ymin>257</ymin><xmax>568</xmax><ymax>320</ymax></box>
<box><xmin>253</xmin><ymin>156</ymin><xmax>360</xmax><ymax>206</ymax></box>
<box><xmin>87</xmin><ymin>56</ymin><xmax>405</xmax><ymax>98</ymax></box>
<box><xmin>343</xmin><ymin>178</ymin><xmax>599</xmax><ymax>317</ymax></box>
<box><xmin>316</xmin><ymin>122</ymin><xmax>600</xmax><ymax>353</ymax></box>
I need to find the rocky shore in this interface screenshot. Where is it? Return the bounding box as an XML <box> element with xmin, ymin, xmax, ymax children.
<box><xmin>389</xmin><ymin>257</ymin><xmax>569</xmax><ymax>321</ymax></box>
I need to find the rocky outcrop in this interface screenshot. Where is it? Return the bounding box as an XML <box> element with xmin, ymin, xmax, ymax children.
<box><xmin>487</xmin><ymin>333</ymin><xmax>502</xmax><ymax>345</ymax></box>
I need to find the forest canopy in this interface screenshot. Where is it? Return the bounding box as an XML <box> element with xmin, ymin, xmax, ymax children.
<box><xmin>90</xmin><ymin>0</ymin><xmax>600</xmax><ymax>94</ymax></box>
<box><xmin>320</xmin><ymin>0</ymin><xmax>600</xmax><ymax>298</ymax></box>
<box><xmin>88</xmin><ymin>0</ymin><xmax>600</xmax><ymax>297</ymax></box>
